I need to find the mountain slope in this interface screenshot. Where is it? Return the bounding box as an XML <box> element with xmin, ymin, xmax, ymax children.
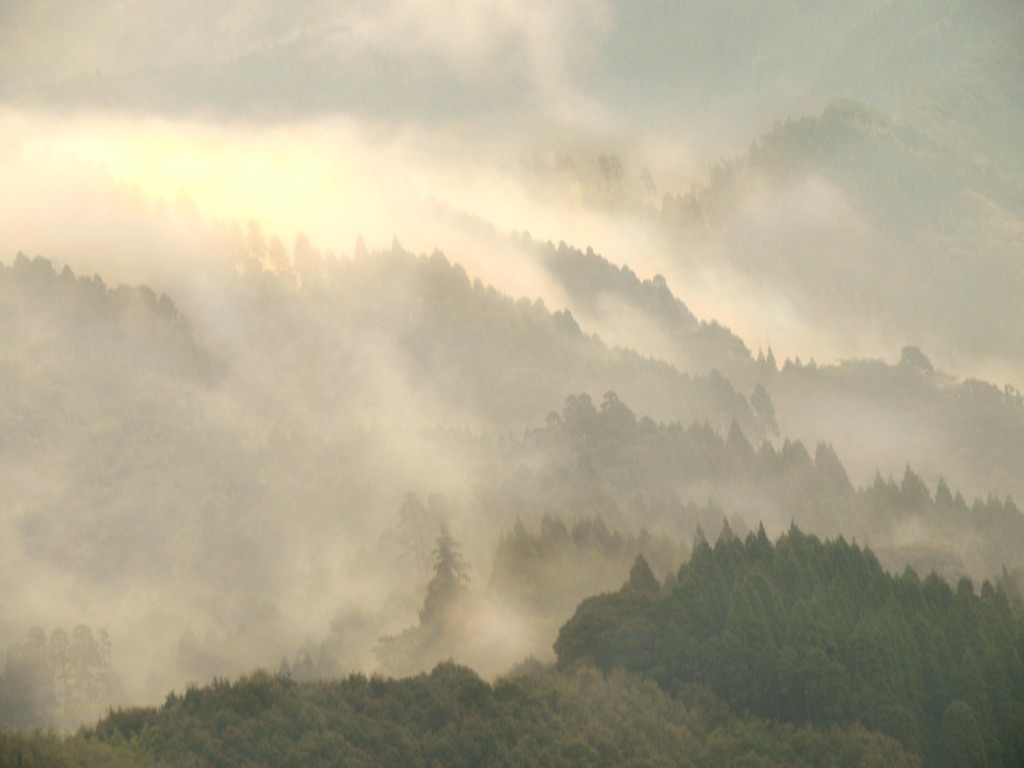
<box><xmin>662</xmin><ymin>100</ymin><xmax>1024</xmax><ymax>378</ymax></box>
<box><xmin>556</xmin><ymin>526</ymin><xmax>1024</xmax><ymax>768</ymax></box>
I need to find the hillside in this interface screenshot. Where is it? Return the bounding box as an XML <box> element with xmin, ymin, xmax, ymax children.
<box><xmin>662</xmin><ymin>100</ymin><xmax>1024</xmax><ymax>375</ymax></box>
<box><xmin>513</xmin><ymin>234</ymin><xmax>1024</xmax><ymax>504</ymax></box>
<box><xmin>0</xmin><ymin>246</ymin><xmax>759</xmax><ymax>707</ymax></box>
<box><xmin>556</xmin><ymin>526</ymin><xmax>1024</xmax><ymax>768</ymax></box>
<box><xmin>0</xmin><ymin>661</ymin><xmax>916</xmax><ymax>768</ymax></box>
<box><xmin>3</xmin><ymin>0</ymin><xmax>1024</xmax><ymax>764</ymax></box>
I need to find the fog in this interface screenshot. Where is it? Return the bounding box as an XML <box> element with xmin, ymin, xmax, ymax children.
<box><xmin>2</xmin><ymin>0</ymin><xmax>1024</xmax><ymax>730</ymax></box>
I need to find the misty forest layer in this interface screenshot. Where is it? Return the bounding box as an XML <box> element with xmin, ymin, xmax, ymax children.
<box><xmin>4</xmin><ymin>663</ymin><xmax>920</xmax><ymax>768</ymax></box>
<box><xmin>2</xmin><ymin>242</ymin><xmax>1024</xmax><ymax>766</ymax></box>
<box><xmin>2</xmin><ymin>0</ymin><xmax>1024</xmax><ymax>766</ymax></box>
<box><xmin>3</xmin><ymin>527</ymin><xmax>1020</xmax><ymax>767</ymax></box>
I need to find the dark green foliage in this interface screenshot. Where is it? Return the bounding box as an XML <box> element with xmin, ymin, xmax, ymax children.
<box><xmin>55</xmin><ymin>663</ymin><xmax>915</xmax><ymax>768</ymax></box>
<box><xmin>555</xmin><ymin>526</ymin><xmax>1024</xmax><ymax>767</ymax></box>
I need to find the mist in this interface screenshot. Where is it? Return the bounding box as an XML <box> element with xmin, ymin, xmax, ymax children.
<box><xmin>2</xmin><ymin>0</ymin><xmax>1024</xmax><ymax>738</ymax></box>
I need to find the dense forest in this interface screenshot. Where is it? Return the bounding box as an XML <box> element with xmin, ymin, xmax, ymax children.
<box><xmin>557</xmin><ymin>527</ymin><xmax>1024</xmax><ymax>767</ymax></box>
<box><xmin>1</xmin><ymin>661</ymin><xmax>921</xmax><ymax>767</ymax></box>
<box><xmin>3</xmin><ymin>526</ymin><xmax>1018</xmax><ymax>767</ymax></box>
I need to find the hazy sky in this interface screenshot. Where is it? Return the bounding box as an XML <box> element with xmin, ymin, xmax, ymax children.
<box><xmin>0</xmin><ymin>1</ymin><xmax>807</xmax><ymax>369</ymax></box>
<box><xmin>5</xmin><ymin>0</ymin><xmax>1021</xmax><ymax>375</ymax></box>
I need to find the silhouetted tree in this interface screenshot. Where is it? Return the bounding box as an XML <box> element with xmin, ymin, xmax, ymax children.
<box><xmin>420</xmin><ymin>526</ymin><xmax>470</xmax><ymax>626</ymax></box>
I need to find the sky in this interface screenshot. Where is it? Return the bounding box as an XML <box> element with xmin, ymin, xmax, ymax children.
<box><xmin>4</xmin><ymin>0</ymin><xmax>1024</xmax><ymax>383</ymax></box>
<box><xmin>0</xmin><ymin>2</ymin><xmax>808</xmax><ymax>375</ymax></box>
<box><xmin>0</xmin><ymin>1</ymin><xmax>774</xmax><ymax>336</ymax></box>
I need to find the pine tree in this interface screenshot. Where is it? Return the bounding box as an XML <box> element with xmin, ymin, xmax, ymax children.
<box><xmin>420</xmin><ymin>526</ymin><xmax>470</xmax><ymax>626</ymax></box>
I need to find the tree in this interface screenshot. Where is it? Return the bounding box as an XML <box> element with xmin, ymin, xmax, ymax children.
<box><xmin>70</xmin><ymin>625</ymin><xmax>102</xmax><ymax>703</ymax></box>
<box><xmin>420</xmin><ymin>526</ymin><xmax>470</xmax><ymax>626</ymax></box>
<box><xmin>627</xmin><ymin>554</ymin><xmax>660</xmax><ymax>595</ymax></box>
<box><xmin>562</xmin><ymin>393</ymin><xmax>599</xmax><ymax>448</ymax></box>
<box><xmin>750</xmin><ymin>383</ymin><xmax>778</xmax><ymax>443</ymax></box>
<box><xmin>1</xmin><ymin>628</ymin><xmax>54</xmax><ymax>727</ymax></box>
<box><xmin>431</xmin><ymin>525</ymin><xmax>468</xmax><ymax>582</ymax></box>
<box><xmin>398</xmin><ymin>493</ymin><xmax>435</xmax><ymax>581</ymax></box>
<box><xmin>899</xmin><ymin>346</ymin><xmax>934</xmax><ymax>374</ymax></box>
<box><xmin>942</xmin><ymin>699</ymin><xmax>986</xmax><ymax>768</ymax></box>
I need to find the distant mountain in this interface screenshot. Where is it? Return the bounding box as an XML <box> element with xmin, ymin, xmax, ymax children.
<box><xmin>487</xmin><ymin>389</ymin><xmax>1024</xmax><ymax>580</ymax></box>
<box><xmin>3</xmin><ymin>238</ymin><xmax>1024</xmax><ymax>722</ymax></box>
<box><xmin>3</xmin><ymin>0</ymin><xmax>1024</xmax><ymax>751</ymax></box>
<box><xmin>7</xmin><ymin>0</ymin><xmax>1022</xmax><ymax>176</ymax></box>
<box><xmin>764</xmin><ymin>349</ymin><xmax>1024</xmax><ymax>506</ymax></box>
<box><xmin>662</xmin><ymin>100</ymin><xmax>1024</xmax><ymax>377</ymax></box>
<box><xmin>501</xmin><ymin>229</ymin><xmax>1024</xmax><ymax>505</ymax></box>
<box><xmin>591</xmin><ymin>0</ymin><xmax>1024</xmax><ymax>163</ymax></box>
<box><xmin>906</xmin><ymin>30</ymin><xmax>1024</xmax><ymax>180</ymax></box>
<box><xmin>207</xmin><ymin>236</ymin><xmax>759</xmax><ymax>434</ymax></box>
<box><xmin>530</xmin><ymin>236</ymin><xmax>752</xmax><ymax>379</ymax></box>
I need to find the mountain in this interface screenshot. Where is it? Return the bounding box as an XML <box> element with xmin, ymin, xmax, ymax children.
<box><xmin>556</xmin><ymin>526</ymin><xmax>1024</xmax><ymax>768</ymax></box>
<box><xmin>504</xmin><ymin>232</ymin><xmax>1024</xmax><ymax>506</ymax></box>
<box><xmin>662</xmin><ymin>100</ymin><xmax>1024</xmax><ymax>376</ymax></box>
<box><xmin>532</xmin><ymin>236</ymin><xmax>753</xmax><ymax>379</ymax></box>
<box><xmin>3</xmin><ymin>661</ymin><xmax>915</xmax><ymax>768</ymax></box>
<box><xmin>0</xmin><ymin>244</ymin><xmax>761</xmax><ymax>702</ymax></box>
<box><xmin>2</xmin><ymin>0</ymin><xmax>1024</xmax><ymax>763</ymax></box>
<box><xmin>591</xmin><ymin>0</ymin><xmax>1024</xmax><ymax>166</ymax></box>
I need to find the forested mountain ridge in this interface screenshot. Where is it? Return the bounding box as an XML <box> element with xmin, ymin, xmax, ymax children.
<box><xmin>3</xmin><ymin>661</ymin><xmax>916</xmax><ymax>768</ymax></box>
<box><xmin>279</xmin><ymin>386</ymin><xmax>1024</xmax><ymax>690</ymax></box>
<box><xmin>530</xmin><ymin>236</ymin><xmax>753</xmax><ymax>381</ymax></box>
<box><xmin>177</xmin><ymin>233</ymin><xmax>762</xmax><ymax>434</ymax></box>
<box><xmin>488</xmin><ymin>390</ymin><xmax>1024</xmax><ymax>580</ymax></box>
<box><xmin>518</xmin><ymin>227</ymin><xmax>1024</xmax><ymax>505</ymax></box>
<box><xmin>9</xmin><ymin>525</ymin><xmax>1018</xmax><ymax>767</ymax></box>
<box><xmin>906</xmin><ymin>24</ymin><xmax>1024</xmax><ymax>181</ymax></box>
<box><xmin>765</xmin><ymin>350</ymin><xmax>1024</xmax><ymax>506</ymax></box>
<box><xmin>3</xmin><ymin>238</ymin><xmax>1024</xmax><ymax>722</ymax></box>
<box><xmin>661</xmin><ymin>99</ymin><xmax>1024</xmax><ymax>377</ymax></box>
<box><xmin>556</xmin><ymin>526</ymin><xmax>1024</xmax><ymax>768</ymax></box>
<box><xmin>0</xmin><ymin>252</ymin><xmax>215</xmax><ymax>449</ymax></box>
<box><xmin>3</xmin><ymin>0</ymin><xmax>1024</xmax><ymax>764</ymax></box>
<box><xmin>592</xmin><ymin>0</ymin><xmax>1024</xmax><ymax>172</ymax></box>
